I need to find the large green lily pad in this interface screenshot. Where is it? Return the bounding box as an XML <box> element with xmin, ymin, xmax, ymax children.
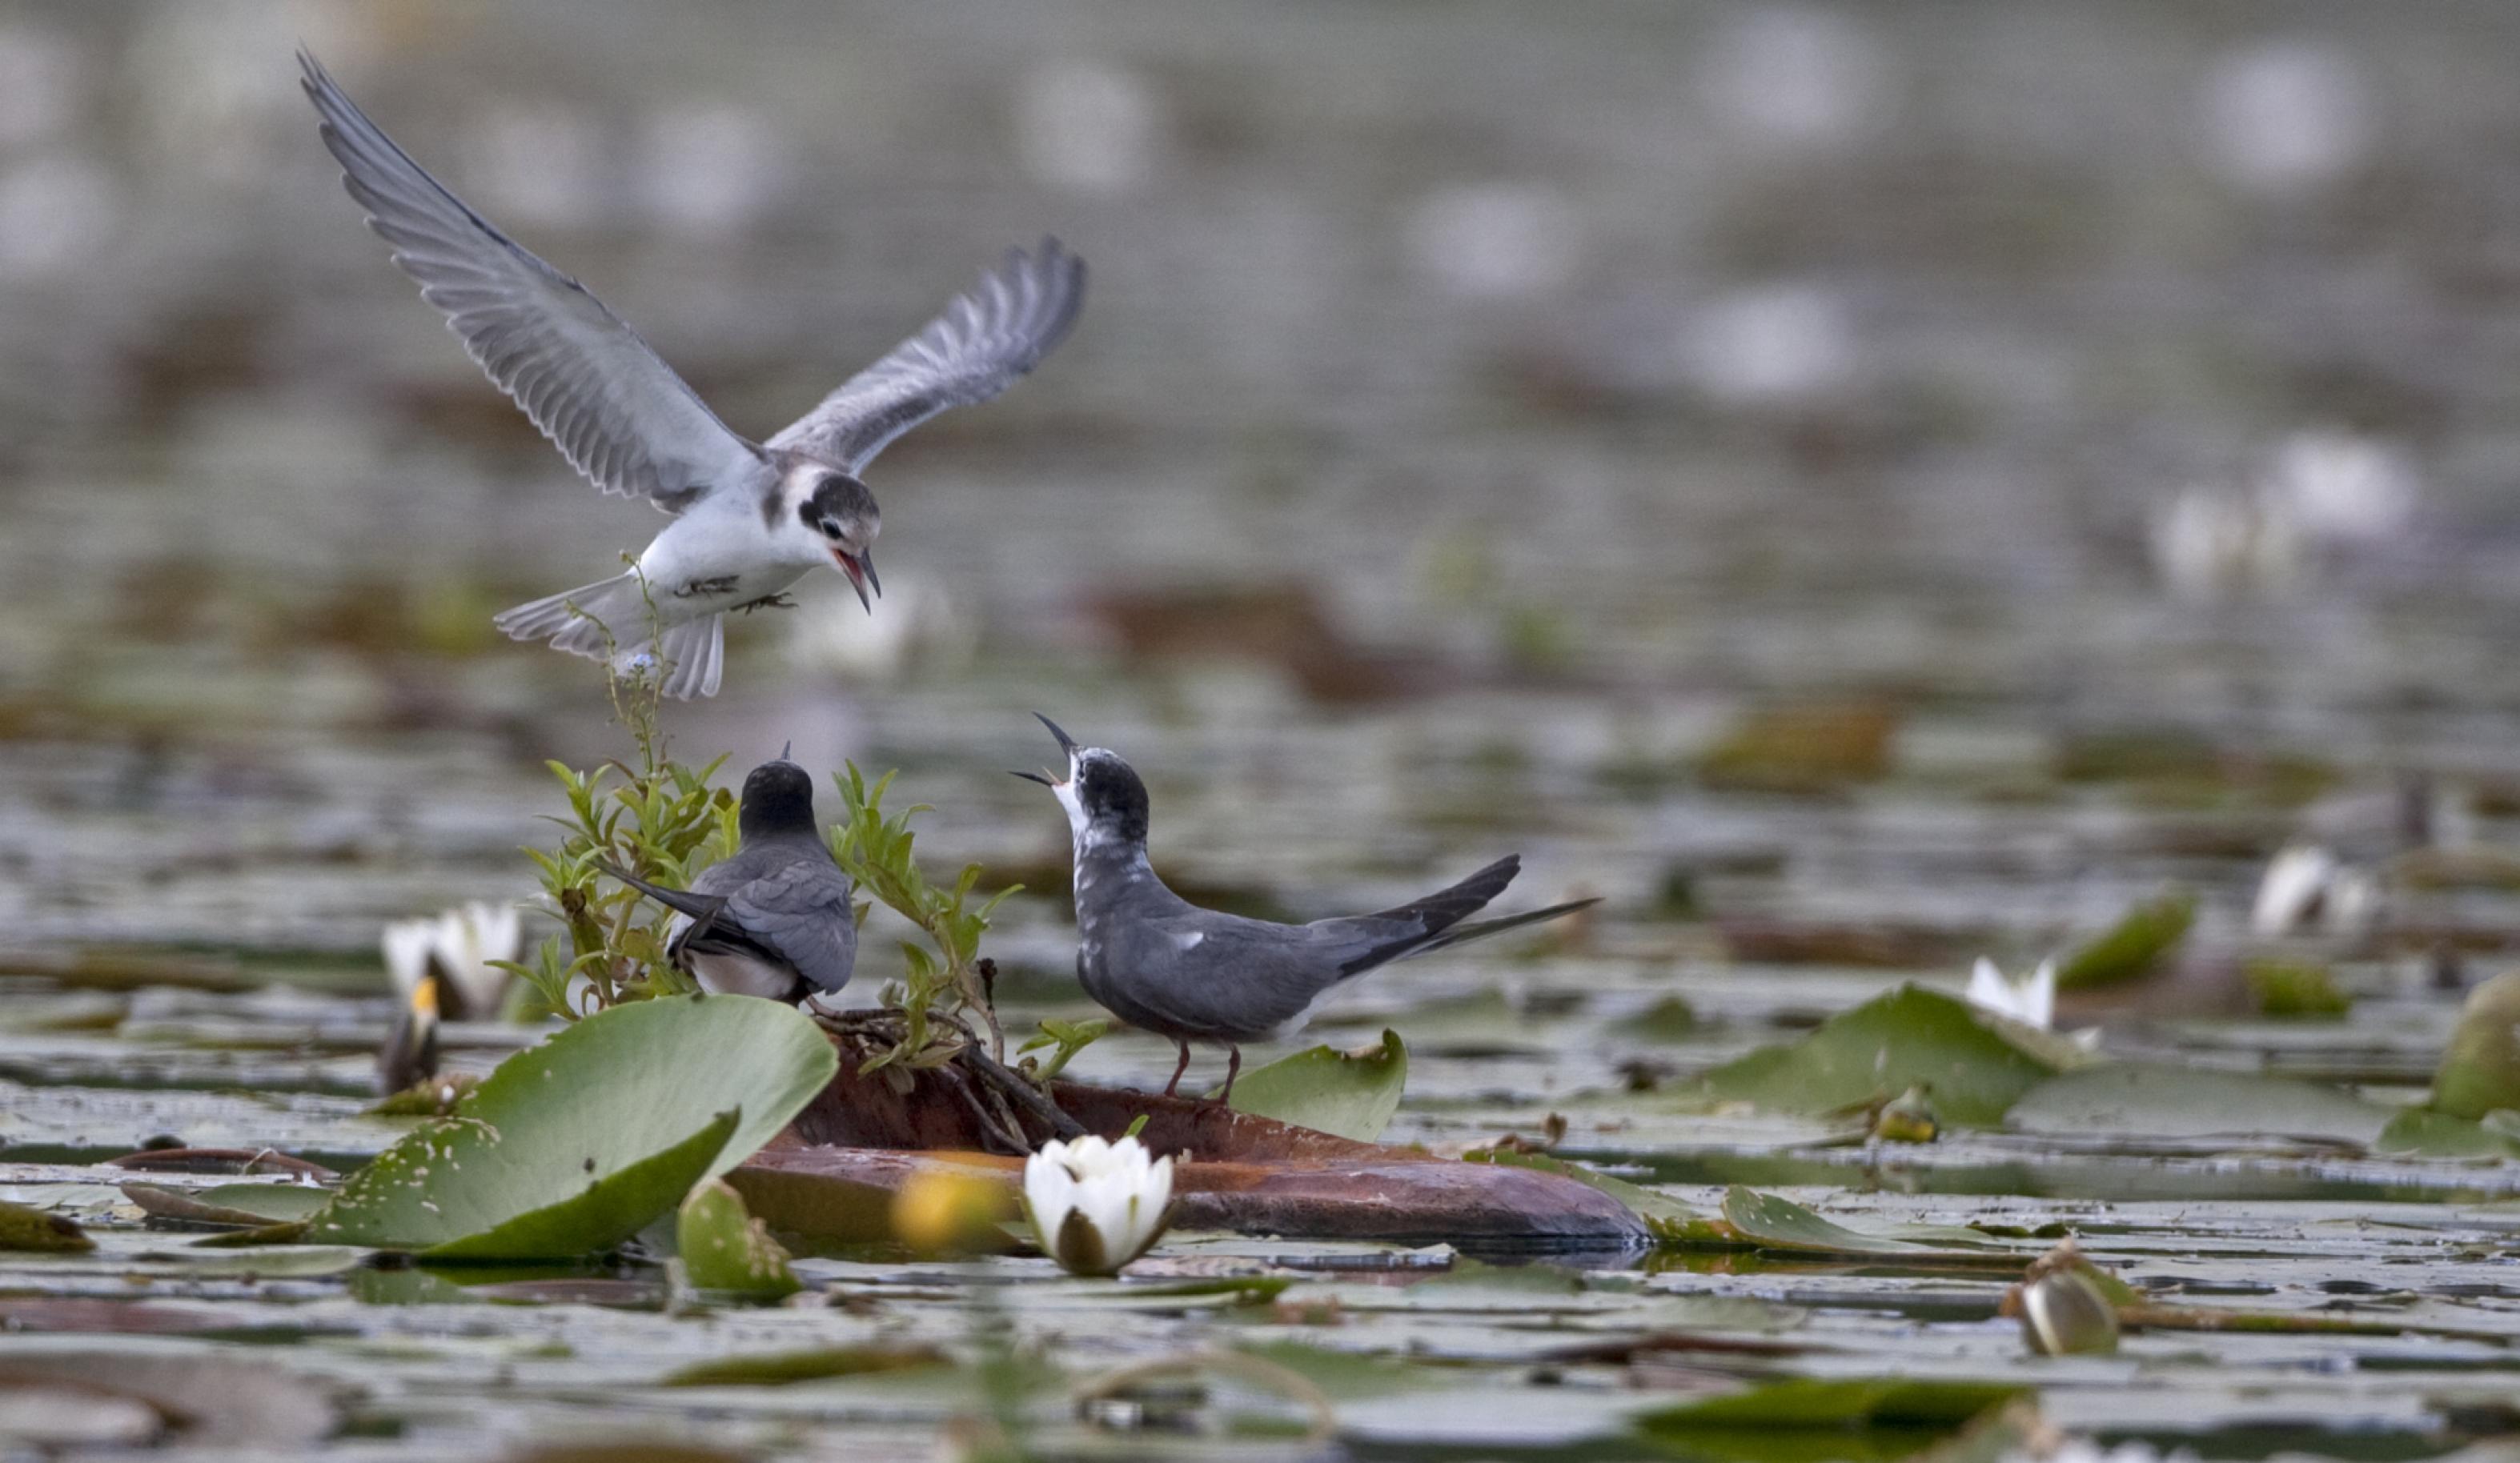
<box><xmin>1225</xmin><ymin>1028</ymin><xmax>1407</xmax><ymax>1141</ymax></box>
<box><xmin>307</xmin><ymin>996</ymin><xmax>836</xmax><ymax>1257</ymax></box>
<box><xmin>1690</xmin><ymin>985</ymin><xmax>2089</xmax><ymax>1126</ymax></box>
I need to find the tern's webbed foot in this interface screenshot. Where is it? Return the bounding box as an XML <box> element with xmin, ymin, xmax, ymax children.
<box><xmin>732</xmin><ymin>593</ymin><xmax>798</xmax><ymax>614</ymax></box>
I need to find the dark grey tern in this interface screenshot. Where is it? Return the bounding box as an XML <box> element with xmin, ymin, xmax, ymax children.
<box><xmin>601</xmin><ymin>754</ymin><xmax>856</xmax><ymax>1004</ymax></box>
<box><xmin>299</xmin><ymin>51</ymin><xmax>1085</xmax><ymax>698</ymax></box>
<box><xmin>1014</xmin><ymin>715</ymin><xmax>1599</xmax><ymax>1100</ymax></box>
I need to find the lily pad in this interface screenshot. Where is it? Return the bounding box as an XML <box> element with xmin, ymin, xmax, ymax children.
<box><xmin>2374</xmin><ymin>1105</ymin><xmax>2520</xmax><ymax>1159</ymax></box>
<box><xmin>1463</xmin><ymin>1149</ymin><xmax>1728</xmax><ymax>1244</ymax></box>
<box><xmin>1715</xmin><ymin>1187</ymin><xmax>2022</xmax><ymax>1265</ymax></box>
<box><xmin>2005</xmin><ymin>1064</ymin><xmax>2394</xmax><ymax>1146</ymax></box>
<box><xmin>122</xmin><ymin>1182</ymin><xmax>333</xmax><ymax>1228</ymax></box>
<box><xmin>307</xmin><ymin>996</ymin><xmax>835</xmax><ymax>1257</ymax></box>
<box><xmin>1635</xmin><ymin>1377</ymin><xmax>2032</xmax><ymax>1459</ymax></box>
<box><xmin>660</xmin><ymin>1345</ymin><xmax>950</xmax><ymax>1388</ymax></box>
<box><xmin>0</xmin><ymin>1199</ymin><xmax>92</xmax><ymax>1253</ymax></box>
<box><xmin>1225</xmin><ymin>1028</ymin><xmax>1406</xmax><ymax>1141</ymax></box>
<box><xmin>676</xmin><ymin>1178</ymin><xmax>801</xmax><ymax>1300</ymax></box>
<box><xmin>2055</xmin><ymin>890</ymin><xmax>2193</xmax><ymax>989</ymax></box>
<box><xmin>1691</xmin><ymin>985</ymin><xmax>2085</xmax><ymax>1126</ymax></box>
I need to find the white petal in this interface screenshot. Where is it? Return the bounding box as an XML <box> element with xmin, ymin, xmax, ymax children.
<box><xmin>1966</xmin><ymin>956</ymin><xmax>2010</xmax><ymax>1013</ymax></box>
<box><xmin>2022</xmin><ymin>959</ymin><xmax>2057</xmax><ymax>1031</ymax></box>
<box><xmin>381</xmin><ymin>920</ymin><xmax>435</xmax><ymax>1000</ymax></box>
<box><xmin>1023</xmin><ymin>1151</ymin><xmax>1078</xmax><ymax>1249</ymax></box>
<box><xmin>2251</xmin><ymin>844</ymin><xmax>2334</xmax><ymax>937</ymax></box>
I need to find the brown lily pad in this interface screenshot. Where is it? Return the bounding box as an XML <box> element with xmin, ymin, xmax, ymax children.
<box><xmin>754</xmin><ymin>1080</ymin><xmax>1645</xmax><ymax>1247</ymax></box>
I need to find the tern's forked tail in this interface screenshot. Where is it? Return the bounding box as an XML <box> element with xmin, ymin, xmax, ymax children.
<box><xmin>492</xmin><ymin>571</ymin><xmax>724</xmax><ymax>699</ymax></box>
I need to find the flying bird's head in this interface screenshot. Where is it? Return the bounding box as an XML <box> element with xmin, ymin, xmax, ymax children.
<box><xmin>794</xmin><ymin>468</ymin><xmax>882</xmax><ymax>612</ymax></box>
<box><xmin>739</xmin><ymin>754</ymin><xmax>820</xmax><ymax>840</ymax></box>
<box><xmin>1012</xmin><ymin>713</ymin><xmax>1148</xmax><ymax>847</ymax></box>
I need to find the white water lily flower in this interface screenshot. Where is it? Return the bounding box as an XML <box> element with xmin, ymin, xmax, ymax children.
<box><xmin>1967</xmin><ymin>957</ymin><xmax>2057</xmax><ymax>1031</ymax></box>
<box><xmin>1022</xmin><ymin>1133</ymin><xmax>1174</xmax><ymax>1277</ymax></box>
<box><xmin>2251</xmin><ymin>843</ymin><xmax>2336</xmax><ymax>937</ymax></box>
<box><xmin>380</xmin><ymin>901</ymin><xmax>522</xmax><ymax>1021</ymax></box>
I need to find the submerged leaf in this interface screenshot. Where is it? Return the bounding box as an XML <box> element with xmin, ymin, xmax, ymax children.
<box><xmin>676</xmin><ymin>1178</ymin><xmax>801</xmax><ymax>1300</ymax></box>
<box><xmin>2005</xmin><ymin>1064</ymin><xmax>2393</xmax><ymax>1146</ymax></box>
<box><xmin>307</xmin><ymin>996</ymin><xmax>836</xmax><ymax>1257</ymax></box>
<box><xmin>1226</xmin><ymin>1028</ymin><xmax>1407</xmax><ymax>1141</ymax></box>
<box><xmin>1691</xmin><ymin>985</ymin><xmax>2085</xmax><ymax>1126</ymax></box>
<box><xmin>1635</xmin><ymin>1376</ymin><xmax>2029</xmax><ymax>1434</ymax></box>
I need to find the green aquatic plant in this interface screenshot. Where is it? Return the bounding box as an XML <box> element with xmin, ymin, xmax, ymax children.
<box><xmin>827</xmin><ymin>762</ymin><xmax>1018</xmax><ymax>1068</ymax></box>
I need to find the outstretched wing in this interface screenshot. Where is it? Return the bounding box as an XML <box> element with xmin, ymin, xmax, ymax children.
<box><xmin>722</xmin><ymin>857</ymin><xmax>859</xmax><ymax>997</ymax></box>
<box><xmin>300</xmin><ymin>50</ymin><xmax>760</xmax><ymax>513</ymax></box>
<box><xmin>768</xmin><ymin>238</ymin><xmax>1085</xmax><ymax>471</ymax></box>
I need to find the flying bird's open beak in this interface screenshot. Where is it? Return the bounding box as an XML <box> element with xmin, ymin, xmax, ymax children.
<box><xmin>859</xmin><ymin>548</ymin><xmax>881</xmax><ymax>599</ymax></box>
<box><xmin>1009</xmin><ymin>769</ymin><xmax>1054</xmax><ymax>787</ymax></box>
<box><xmin>833</xmin><ymin>549</ymin><xmax>873</xmax><ymax>612</ymax></box>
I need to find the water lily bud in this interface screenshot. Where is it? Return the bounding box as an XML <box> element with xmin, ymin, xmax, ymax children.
<box><xmin>891</xmin><ymin>1160</ymin><xmax>1017</xmax><ymax>1257</ymax></box>
<box><xmin>2430</xmin><ymin>970</ymin><xmax>2520</xmax><ymax>1120</ymax></box>
<box><xmin>2008</xmin><ymin>1241</ymin><xmax>2122</xmax><ymax>1357</ymax></box>
<box><xmin>1022</xmin><ymin>1134</ymin><xmax>1175</xmax><ymax>1277</ymax></box>
<box><xmin>1873</xmin><ymin>1085</ymin><xmax>1938</xmax><ymax>1143</ymax></box>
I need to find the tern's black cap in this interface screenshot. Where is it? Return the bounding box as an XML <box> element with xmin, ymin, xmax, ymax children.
<box><xmin>740</xmin><ymin>758</ymin><xmax>818</xmax><ymax>840</ymax></box>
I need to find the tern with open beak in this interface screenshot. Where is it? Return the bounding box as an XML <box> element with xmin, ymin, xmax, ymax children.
<box><xmin>300</xmin><ymin>52</ymin><xmax>1085</xmax><ymax>697</ymax></box>
<box><xmin>1015</xmin><ymin>715</ymin><xmax>1599</xmax><ymax>1100</ymax></box>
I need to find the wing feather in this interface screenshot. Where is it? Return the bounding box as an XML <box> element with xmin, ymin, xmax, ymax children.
<box><xmin>300</xmin><ymin>50</ymin><xmax>760</xmax><ymax>512</ymax></box>
<box><xmin>768</xmin><ymin>238</ymin><xmax>1085</xmax><ymax>471</ymax></box>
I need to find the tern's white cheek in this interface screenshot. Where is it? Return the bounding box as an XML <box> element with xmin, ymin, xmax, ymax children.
<box><xmin>1053</xmin><ymin>780</ymin><xmax>1089</xmax><ymax>837</ymax></box>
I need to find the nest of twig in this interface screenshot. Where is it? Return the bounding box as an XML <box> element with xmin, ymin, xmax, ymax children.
<box><xmin>803</xmin><ymin>1007</ymin><xmax>1085</xmax><ymax>1156</ymax></box>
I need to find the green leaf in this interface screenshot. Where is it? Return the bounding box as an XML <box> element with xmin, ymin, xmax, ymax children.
<box><xmin>2055</xmin><ymin>890</ymin><xmax>2193</xmax><ymax>989</ymax></box>
<box><xmin>1463</xmin><ymin>1149</ymin><xmax>1735</xmax><ymax>1245</ymax></box>
<box><xmin>120</xmin><ymin>1181</ymin><xmax>335</xmax><ymax>1229</ymax></box>
<box><xmin>2005</xmin><ymin>1064</ymin><xmax>2394</xmax><ymax>1146</ymax></box>
<box><xmin>0</xmin><ymin>1198</ymin><xmax>92</xmax><ymax>1252</ymax></box>
<box><xmin>1716</xmin><ymin>1187</ymin><xmax>2020</xmax><ymax>1264</ymax></box>
<box><xmin>1225</xmin><ymin>1028</ymin><xmax>1407</xmax><ymax>1140</ymax></box>
<box><xmin>2374</xmin><ymin>1105</ymin><xmax>2520</xmax><ymax>1158</ymax></box>
<box><xmin>1690</xmin><ymin>984</ymin><xmax>2086</xmax><ymax>1127</ymax></box>
<box><xmin>676</xmin><ymin>1178</ymin><xmax>801</xmax><ymax>1300</ymax></box>
<box><xmin>2430</xmin><ymin>971</ymin><xmax>2520</xmax><ymax>1120</ymax></box>
<box><xmin>423</xmin><ymin>1110</ymin><xmax>737</xmax><ymax>1261</ymax></box>
<box><xmin>307</xmin><ymin>995</ymin><xmax>837</xmax><ymax>1257</ymax></box>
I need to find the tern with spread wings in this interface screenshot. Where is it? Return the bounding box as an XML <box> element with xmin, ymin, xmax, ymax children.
<box><xmin>299</xmin><ymin>52</ymin><xmax>1086</xmax><ymax>697</ymax></box>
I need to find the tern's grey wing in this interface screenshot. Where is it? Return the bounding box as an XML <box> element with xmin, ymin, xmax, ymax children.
<box><xmin>1095</xmin><ymin>912</ymin><xmax>1344</xmax><ymax>1043</ymax></box>
<box><xmin>721</xmin><ymin>855</ymin><xmax>858</xmax><ymax>997</ymax></box>
<box><xmin>300</xmin><ymin>51</ymin><xmax>761</xmax><ymax>514</ymax></box>
<box><xmin>767</xmin><ymin>238</ymin><xmax>1085</xmax><ymax>472</ymax></box>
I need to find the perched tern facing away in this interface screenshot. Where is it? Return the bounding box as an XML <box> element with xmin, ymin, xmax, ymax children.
<box><xmin>1014</xmin><ymin>715</ymin><xmax>1600</xmax><ymax>1100</ymax></box>
<box><xmin>600</xmin><ymin>753</ymin><xmax>857</xmax><ymax>1004</ymax></box>
<box><xmin>299</xmin><ymin>52</ymin><xmax>1086</xmax><ymax>698</ymax></box>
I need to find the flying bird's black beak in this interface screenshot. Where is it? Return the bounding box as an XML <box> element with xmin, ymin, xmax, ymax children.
<box><xmin>861</xmin><ymin>548</ymin><xmax>881</xmax><ymax>599</ymax></box>
<box><xmin>1033</xmin><ymin>712</ymin><xmax>1077</xmax><ymax>755</ymax></box>
<box><xmin>837</xmin><ymin>551</ymin><xmax>873</xmax><ymax>612</ymax></box>
<box><xmin>1009</xmin><ymin>769</ymin><xmax>1054</xmax><ymax>786</ymax></box>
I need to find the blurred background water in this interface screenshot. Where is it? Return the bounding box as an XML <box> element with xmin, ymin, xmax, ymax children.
<box><xmin>3</xmin><ymin>0</ymin><xmax>2519</xmax><ymax>1068</ymax></box>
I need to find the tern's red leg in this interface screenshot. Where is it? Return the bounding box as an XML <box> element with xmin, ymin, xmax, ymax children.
<box><xmin>1217</xmin><ymin>1045</ymin><xmax>1243</xmax><ymax>1104</ymax></box>
<box><xmin>1164</xmin><ymin>1040</ymin><xmax>1192</xmax><ymax>1096</ymax></box>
